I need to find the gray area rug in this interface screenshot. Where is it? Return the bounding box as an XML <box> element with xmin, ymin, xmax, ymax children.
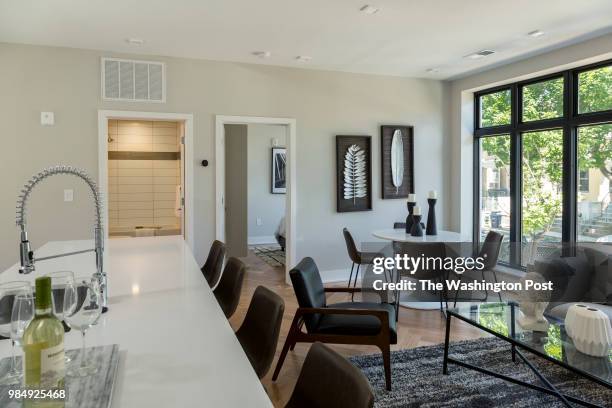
<box><xmin>349</xmin><ymin>337</ymin><xmax>612</xmax><ymax>407</ymax></box>
<box><xmin>251</xmin><ymin>244</ymin><xmax>285</xmax><ymax>267</ymax></box>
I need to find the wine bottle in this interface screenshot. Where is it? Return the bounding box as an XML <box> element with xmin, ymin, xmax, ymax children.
<box><xmin>22</xmin><ymin>276</ymin><xmax>65</xmax><ymax>407</ymax></box>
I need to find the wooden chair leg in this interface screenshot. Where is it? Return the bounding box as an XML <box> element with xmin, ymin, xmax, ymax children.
<box><xmin>272</xmin><ymin>317</ymin><xmax>300</xmax><ymax>381</ymax></box>
<box><xmin>289</xmin><ymin>321</ymin><xmax>304</xmax><ymax>350</ymax></box>
<box><xmin>380</xmin><ymin>344</ymin><xmax>392</xmax><ymax>391</ymax></box>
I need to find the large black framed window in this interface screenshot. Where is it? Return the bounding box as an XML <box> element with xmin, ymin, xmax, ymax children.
<box><xmin>474</xmin><ymin>59</ymin><xmax>612</xmax><ymax>268</ymax></box>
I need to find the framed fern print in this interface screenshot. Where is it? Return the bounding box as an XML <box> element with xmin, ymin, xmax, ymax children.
<box><xmin>380</xmin><ymin>125</ymin><xmax>414</xmax><ymax>199</ymax></box>
<box><xmin>336</xmin><ymin>135</ymin><xmax>372</xmax><ymax>212</ymax></box>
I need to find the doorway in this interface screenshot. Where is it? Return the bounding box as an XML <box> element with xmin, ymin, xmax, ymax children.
<box><xmin>98</xmin><ymin>110</ymin><xmax>194</xmax><ymax>248</ymax></box>
<box><xmin>215</xmin><ymin>116</ymin><xmax>296</xmax><ymax>284</ymax></box>
<box><xmin>107</xmin><ymin>119</ymin><xmax>184</xmax><ymax>238</ymax></box>
<box><xmin>224</xmin><ymin>123</ymin><xmax>287</xmax><ymax>274</ymax></box>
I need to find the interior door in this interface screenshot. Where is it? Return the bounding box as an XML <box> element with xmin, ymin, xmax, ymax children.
<box><xmin>224</xmin><ymin>124</ymin><xmax>248</xmax><ymax>257</ymax></box>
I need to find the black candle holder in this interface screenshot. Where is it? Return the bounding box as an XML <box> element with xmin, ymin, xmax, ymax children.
<box><xmin>405</xmin><ymin>202</ymin><xmax>416</xmax><ymax>233</ymax></box>
<box><xmin>410</xmin><ymin>215</ymin><xmax>423</xmax><ymax>237</ymax></box>
<box><xmin>426</xmin><ymin>198</ymin><xmax>437</xmax><ymax>235</ymax></box>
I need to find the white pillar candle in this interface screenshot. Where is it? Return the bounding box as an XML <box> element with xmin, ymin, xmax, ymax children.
<box><xmin>428</xmin><ymin>190</ymin><xmax>437</xmax><ymax>199</ymax></box>
<box><xmin>413</xmin><ymin>206</ymin><xmax>421</xmax><ymax>216</ymax></box>
<box><xmin>407</xmin><ymin>194</ymin><xmax>416</xmax><ymax>202</ymax></box>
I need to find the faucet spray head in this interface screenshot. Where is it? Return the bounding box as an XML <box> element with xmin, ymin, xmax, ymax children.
<box><xmin>19</xmin><ymin>230</ymin><xmax>34</xmax><ymax>274</ymax></box>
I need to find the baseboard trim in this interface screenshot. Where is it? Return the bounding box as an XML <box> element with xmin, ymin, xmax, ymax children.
<box><xmin>248</xmin><ymin>236</ymin><xmax>277</xmax><ymax>245</ymax></box>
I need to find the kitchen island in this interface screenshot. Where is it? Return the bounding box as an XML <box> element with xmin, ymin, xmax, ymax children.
<box><xmin>0</xmin><ymin>236</ymin><xmax>272</xmax><ymax>407</ymax></box>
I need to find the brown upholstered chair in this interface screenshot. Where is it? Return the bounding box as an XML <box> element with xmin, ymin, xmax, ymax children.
<box><xmin>272</xmin><ymin>257</ymin><xmax>396</xmax><ymax>391</ymax></box>
<box><xmin>201</xmin><ymin>240</ymin><xmax>226</xmax><ymax>287</ymax></box>
<box><xmin>213</xmin><ymin>257</ymin><xmax>245</xmax><ymax>318</ymax></box>
<box><xmin>236</xmin><ymin>286</ymin><xmax>285</xmax><ymax>378</ymax></box>
<box><xmin>343</xmin><ymin>228</ymin><xmax>380</xmax><ymax>296</ymax></box>
<box><xmin>453</xmin><ymin>231</ymin><xmax>504</xmax><ymax>306</ymax></box>
<box><xmin>284</xmin><ymin>342</ymin><xmax>374</xmax><ymax>408</ymax></box>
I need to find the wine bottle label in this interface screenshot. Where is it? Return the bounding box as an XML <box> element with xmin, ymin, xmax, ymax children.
<box><xmin>40</xmin><ymin>344</ymin><xmax>65</xmax><ymax>388</ymax></box>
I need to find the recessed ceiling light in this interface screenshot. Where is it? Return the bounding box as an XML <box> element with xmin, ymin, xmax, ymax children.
<box><xmin>252</xmin><ymin>51</ymin><xmax>272</xmax><ymax>59</ymax></box>
<box><xmin>360</xmin><ymin>5</ymin><xmax>379</xmax><ymax>15</ymax></box>
<box><xmin>295</xmin><ymin>55</ymin><xmax>312</xmax><ymax>62</ymax></box>
<box><xmin>527</xmin><ymin>29</ymin><xmax>545</xmax><ymax>38</ymax></box>
<box><xmin>464</xmin><ymin>49</ymin><xmax>496</xmax><ymax>60</ymax></box>
<box><xmin>126</xmin><ymin>38</ymin><xmax>145</xmax><ymax>46</ymax></box>
<box><xmin>426</xmin><ymin>68</ymin><xmax>440</xmax><ymax>73</ymax></box>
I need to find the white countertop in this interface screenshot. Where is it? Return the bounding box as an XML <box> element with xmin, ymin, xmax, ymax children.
<box><xmin>1</xmin><ymin>236</ymin><xmax>272</xmax><ymax>408</ymax></box>
<box><xmin>372</xmin><ymin>229</ymin><xmax>464</xmax><ymax>242</ymax></box>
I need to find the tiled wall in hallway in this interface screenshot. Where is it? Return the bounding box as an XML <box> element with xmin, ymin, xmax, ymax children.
<box><xmin>108</xmin><ymin>120</ymin><xmax>181</xmax><ymax>233</ymax></box>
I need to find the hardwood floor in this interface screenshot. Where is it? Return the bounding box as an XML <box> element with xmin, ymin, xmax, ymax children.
<box><xmin>230</xmin><ymin>250</ymin><xmax>487</xmax><ymax>407</ymax></box>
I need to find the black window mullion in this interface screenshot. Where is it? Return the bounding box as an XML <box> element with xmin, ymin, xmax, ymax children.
<box><xmin>563</xmin><ymin>71</ymin><xmax>577</xmax><ymax>256</ymax></box>
<box><xmin>516</xmin><ymin>118</ymin><xmax>566</xmax><ymax>132</ymax></box>
<box><xmin>475</xmin><ymin>125</ymin><xmax>513</xmax><ymax>137</ymax></box>
<box><xmin>509</xmin><ymin>84</ymin><xmax>521</xmax><ymax>267</ymax></box>
<box><xmin>472</xmin><ymin>139</ymin><xmax>480</xmax><ymax>253</ymax></box>
<box><xmin>510</xmin><ymin>130</ymin><xmax>521</xmax><ymax>267</ymax></box>
<box><xmin>562</xmin><ymin>124</ymin><xmax>577</xmax><ymax>247</ymax></box>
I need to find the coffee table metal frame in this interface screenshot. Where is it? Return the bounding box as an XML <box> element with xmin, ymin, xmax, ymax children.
<box><xmin>443</xmin><ymin>302</ymin><xmax>610</xmax><ymax>408</ymax></box>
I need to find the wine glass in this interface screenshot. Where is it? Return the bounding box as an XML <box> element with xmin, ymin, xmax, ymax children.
<box><xmin>47</xmin><ymin>271</ymin><xmax>75</xmax><ymax>362</ymax></box>
<box><xmin>5</xmin><ymin>294</ymin><xmax>35</xmax><ymax>384</ymax></box>
<box><xmin>64</xmin><ymin>276</ymin><xmax>102</xmax><ymax>377</ymax></box>
<box><xmin>47</xmin><ymin>271</ymin><xmax>75</xmax><ymax>320</ymax></box>
<box><xmin>0</xmin><ymin>281</ymin><xmax>32</xmax><ymax>385</ymax></box>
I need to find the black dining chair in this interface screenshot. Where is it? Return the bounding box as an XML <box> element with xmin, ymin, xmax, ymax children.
<box><xmin>201</xmin><ymin>240</ymin><xmax>226</xmax><ymax>287</ymax></box>
<box><xmin>393</xmin><ymin>242</ymin><xmax>448</xmax><ymax>316</ymax></box>
<box><xmin>284</xmin><ymin>342</ymin><xmax>374</xmax><ymax>408</ymax></box>
<box><xmin>236</xmin><ymin>286</ymin><xmax>285</xmax><ymax>378</ymax></box>
<box><xmin>213</xmin><ymin>257</ymin><xmax>246</xmax><ymax>319</ymax></box>
<box><xmin>453</xmin><ymin>231</ymin><xmax>504</xmax><ymax>306</ymax></box>
<box><xmin>272</xmin><ymin>257</ymin><xmax>396</xmax><ymax>391</ymax></box>
<box><xmin>342</xmin><ymin>228</ymin><xmax>380</xmax><ymax>297</ymax></box>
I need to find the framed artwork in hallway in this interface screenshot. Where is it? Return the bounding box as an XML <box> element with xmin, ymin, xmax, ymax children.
<box><xmin>271</xmin><ymin>147</ymin><xmax>287</xmax><ymax>194</ymax></box>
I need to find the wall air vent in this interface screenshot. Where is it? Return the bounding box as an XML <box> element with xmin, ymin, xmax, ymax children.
<box><xmin>101</xmin><ymin>58</ymin><xmax>165</xmax><ymax>102</ymax></box>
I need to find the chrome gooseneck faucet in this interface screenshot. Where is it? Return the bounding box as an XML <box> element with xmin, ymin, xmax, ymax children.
<box><xmin>16</xmin><ymin>165</ymin><xmax>107</xmax><ymax>311</ymax></box>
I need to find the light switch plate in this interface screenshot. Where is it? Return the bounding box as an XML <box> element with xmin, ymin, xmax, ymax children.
<box><xmin>41</xmin><ymin>112</ymin><xmax>55</xmax><ymax>126</ymax></box>
<box><xmin>256</xmin><ymin>217</ymin><xmax>263</xmax><ymax>226</ymax></box>
<box><xmin>64</xmin><ymin>189</ymin><xmax>74</xmax><ymax>202</ymax></box>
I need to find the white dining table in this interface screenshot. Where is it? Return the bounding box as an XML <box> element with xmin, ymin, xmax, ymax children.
<box><xmin>0</xmin><ymin>236</ymin><xmax>272</xmax><ymax>408</ymax></box>
<box><xmin>372</xmin><ymin>229</ymin><xmax>463</xmax><ymax>243</ymax></box>
<box><xmin>372</xmin><ymin>228</ymin><xmax>465</xmax><ymax>310</ymax></box>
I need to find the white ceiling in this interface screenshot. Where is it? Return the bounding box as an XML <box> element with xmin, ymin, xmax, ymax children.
<box><xmin>1</xmin><ymin>0</ymin><xmax>611</xmax><ymax>79</ymax></box>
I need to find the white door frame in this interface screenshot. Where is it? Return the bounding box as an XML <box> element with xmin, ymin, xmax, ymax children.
<box><xmin>215</xmin><ymin>115</ymin><xmax>296</xmax><ymax>283</ymax></box>
<box><xmin>97</xmin><ymin>110</ymin><xmax>195</xmax><ymax>249</ymax></box>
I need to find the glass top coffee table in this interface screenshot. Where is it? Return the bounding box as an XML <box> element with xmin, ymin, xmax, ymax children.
<box><xmin>443</xmin><ymin>302</ymin><xmax>611</xmax><ymax>407</ymax></box>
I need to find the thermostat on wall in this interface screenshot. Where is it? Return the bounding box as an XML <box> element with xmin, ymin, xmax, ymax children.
<box><xmin>41</xmin><ymin>112</ymin><xmax>55</xmax><ymax>126</ymax></box>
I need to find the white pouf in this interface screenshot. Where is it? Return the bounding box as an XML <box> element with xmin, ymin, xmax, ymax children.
<box><xmin>565</xmin><ymin>305</ymin><xmax>612</xmax><ymax>357</ymax></box>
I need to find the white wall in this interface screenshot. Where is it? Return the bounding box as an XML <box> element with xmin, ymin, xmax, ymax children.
<box><xmin>0</xmin><ymin>42</ymin><xmax>449</xmax><ymax>279</ymax></box>
<box><xmin>447</xmin><ymin>33</ymin><xmax>612</xmax><ymax>237</ymax></box>
<box><xmin>247</xmin><ymin>124</ymin><xmax>286</xmax><ymax>244</ymax></box>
